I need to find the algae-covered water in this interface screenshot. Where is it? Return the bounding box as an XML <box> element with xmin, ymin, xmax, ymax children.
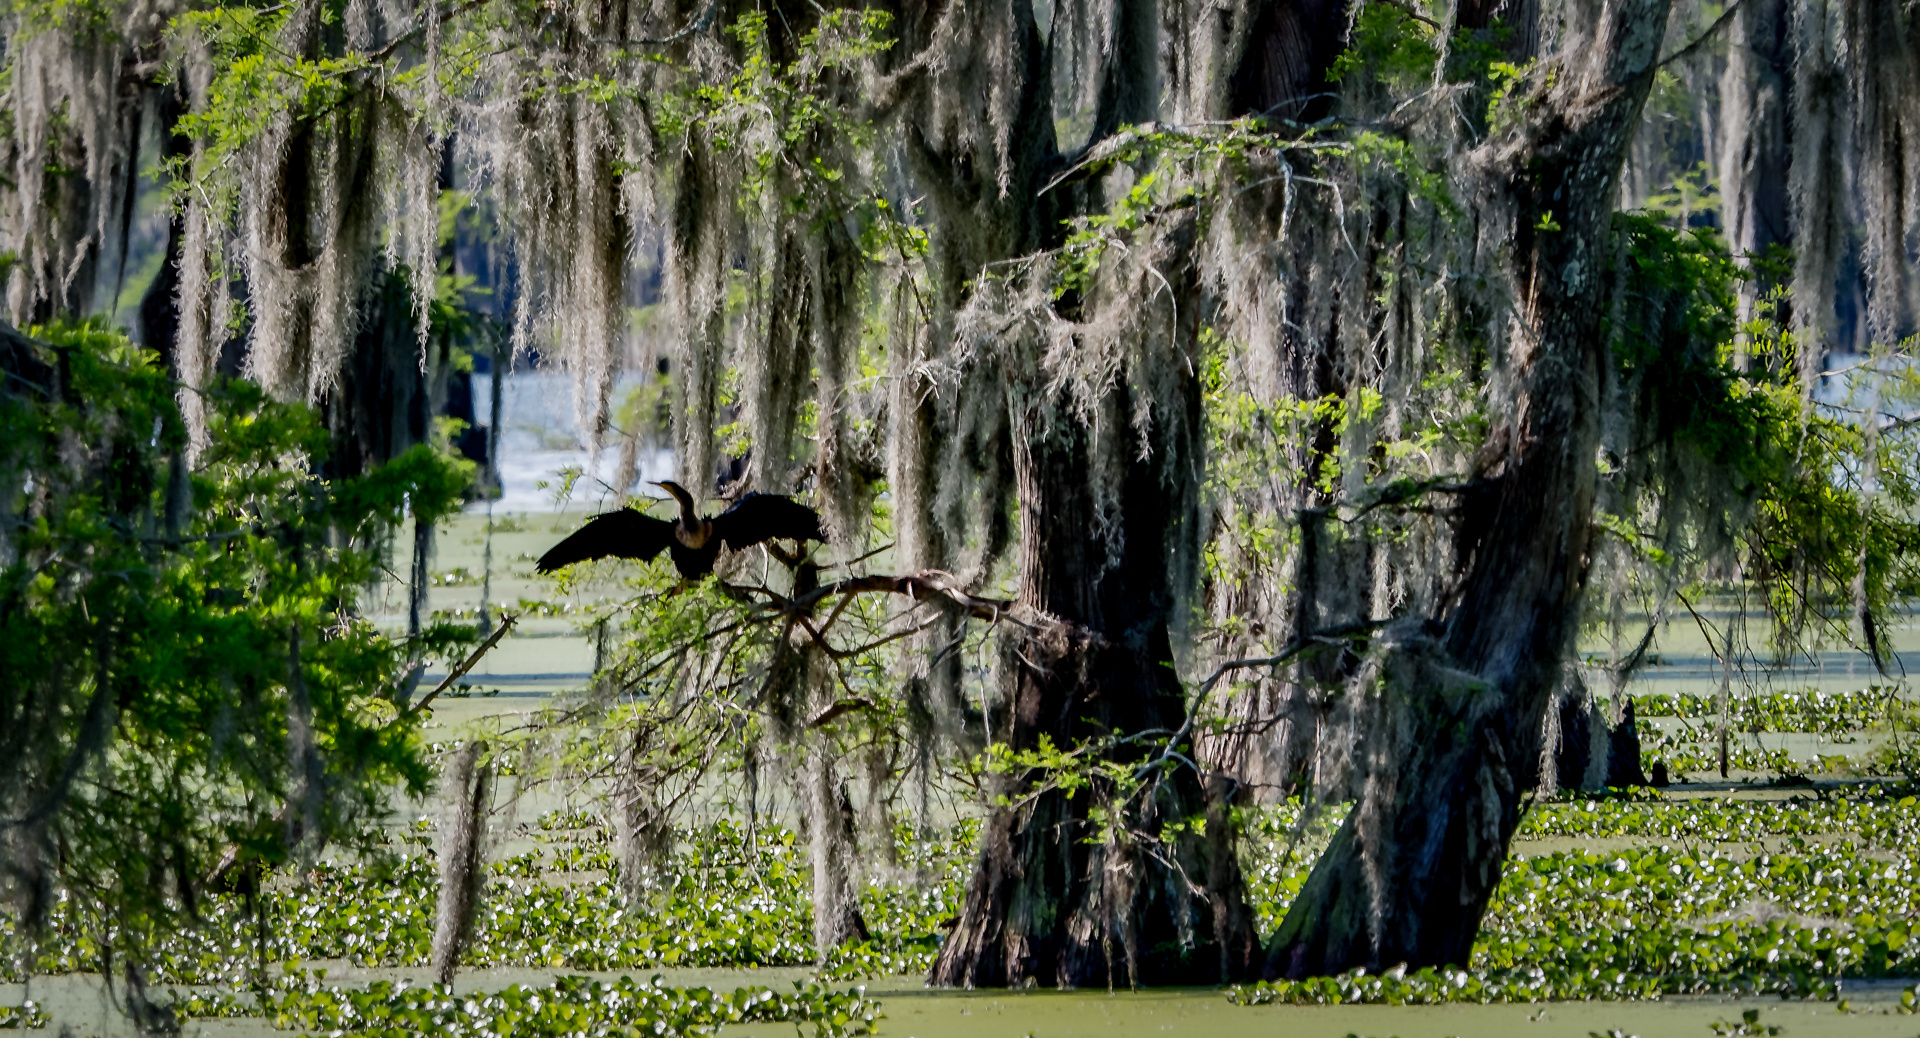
<box><xmin>15</xmin><ymin>969</ymin><xmax>1920</xmax><ymax>1038</ymax></box>
<box><xmin>833</xmin><ymin>981</ymin><xmax>1914</xmax><ymax>1038</ymax></box>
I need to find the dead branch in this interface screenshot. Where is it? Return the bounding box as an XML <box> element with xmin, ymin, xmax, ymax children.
<box><xmin>795</xmin><ymin>571</ymin><xmax>1021</xmax><ymax>624</ymax></box>
<box><xmin>408</xmin><ymin>614</ymin><xmax>518</xmax><ymax>718</ymax></box>
<box><xmin>808</xmin><ymin>698</ymin><xmax>873</xmax><ymax>728</ymax></box>
<box><xmin>1190</xmin><ymin>619</ymin><xmax>1391</xmax><ymax>700</ymax></box>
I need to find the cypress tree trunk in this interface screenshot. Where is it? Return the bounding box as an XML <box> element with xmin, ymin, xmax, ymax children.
<box><xmin>907</xmin><ymin>0</ymin><xmax>1263</xmax><ymax>988</ymax></box>
<box><xmin>612</xmin><ymin>740</ymin><xmax>672</xmax><ymax>901</ymax></box>
<box><xmin>432</xmin><ymin>742</ymin><xmax>494</xmax><ymax>986</ymax></box>
<box><xmin>1718</xmin><ymin>0</ymin><xmax>1793</xmax><ymax>287</ymax></box>
<box><xmin>806</xmin><ymin>742</ymin><xmax>870</xmax><ymax>956</ymax></box>
<box><xmin>757</xmin><ymin>581</ymin><xmax>872</xmax><ymax>956</ymax></box>
<box><xmin>931</xmin><ymin>369</ymin><xmax>1256</xmax><ymax>988</ymax></box>
<box><xmin>1263</xmin><ymin>0</ymin><xmax>1673</xmax><ymax>977</ymax></box>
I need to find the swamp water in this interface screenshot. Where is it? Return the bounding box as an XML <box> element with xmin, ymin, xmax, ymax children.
<box><xmin>12</xmin><ymin>970</ymin><xmax>1919</xmax><ymax>1038</ymax></box>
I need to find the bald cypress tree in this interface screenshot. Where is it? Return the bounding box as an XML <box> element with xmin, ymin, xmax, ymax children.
<box><xmin>8</xmin><ymin>0</ymin><xmax>1920</xmax><ymax>989</ymax></box>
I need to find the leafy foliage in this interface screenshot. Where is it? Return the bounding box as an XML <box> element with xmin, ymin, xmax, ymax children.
<box><xmin>1597</xmin><ymin>216</ymin><xmax>1920</xmax><ymax>664</ymax></box>
<box><xmin>10</xmin><ymin>790</ymin><xmax>1915</xmax><ymax>1022</ymax></box>
<box><xmin>5</xmin><ymin>814</ymin><xmax>969</xmax><ymax>986</ymax></box>
<box><xmin>0</xmin><ymin>1001</ymin><xmax>48</xmax><ymax>1028</ymax></box>
<box><xmin>1632</xmin><ymin>688</ymin><xmax>1909</xmax><ymax>735</ymax></box>
<box><xmin>1519</xmin><ymin>794</ymin><xmax>1920</xmax><ymax>845</ymax></box>
<box><xmin>268</xmin><ymin>975</ymin><xmax>879</xmax><ymax>1038</ymax></box>
<box><xmin>1233</xmin><ymin>793</ymin><xmax>1920</xmax><ymax>1006</ymax></box>
<box><xmin>171</xmin><ymin>967</ymin><xmax>880</xmax><ymax>1037</ymax></box>
<box><xmin>1327</xmin><ymin>3</ymin><xmax>1441</xmax><ymax>92</ymax></box>
<box><xmin>0</xmin><ymin>324</ymin><xmax>475</xmax><ymax>974</ymax></box>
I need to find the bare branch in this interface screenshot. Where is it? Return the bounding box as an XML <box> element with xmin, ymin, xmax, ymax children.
<box><xmin>1191</xmin><ymin>620</ymin><xmax>1391</xmax><ymax>699</ymax></box>
<box><xmin>797</xmin><ymin>571</ymin><xmax>1021</xmax><ymax>624</ymax></box>
<box><xmin>808</xmin><ymin>698</ymin><xmax>872</xmax><ymax>728</ymax></box>
<box><xmin>408</xmin><ymin>614</ymin><xmax>518</xmax><ymax>718</ymax></box>
<box><xmin>1656</xmin><ymin>0</ymin><xmax>1747</xmax><ymax>69</ymax></box>
<box><xmin>365</xmin><ymin>0</ymin><xmax>490</xmax><ymax>64</ymax></box>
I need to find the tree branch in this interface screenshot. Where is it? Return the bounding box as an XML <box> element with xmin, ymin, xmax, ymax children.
<box><xmin>595</xmin><ymin>0</ymin><xmax>723</xmax><ymax>50</ymax></box>
<box><xmin>365</xmin><ymin>0</ymin><xmax>491</xmax><ymax>65</ymax></box>
<box><xmin>407</xmin><ymin>613</ymin><xmax>517</xmax><ymax>718</ymax></box>
<box><xmin>808</xmin><ymin>697</ymin><xmax>872</xmax><ymax>728</ymax></box>
<box><xmin>1657</xmin><ymin>0</ymin><xmax>1747</xmax><ymax>69</ymax></box>
<box><xmin>1191</xmin><ymin>620</ymin><xmax>1392</xmax><ymax>700</ymax></box>
<box><xmin>787</xmin><ymin>570</ymin><xmax>1021</xmax><ymax>625</ymax></box>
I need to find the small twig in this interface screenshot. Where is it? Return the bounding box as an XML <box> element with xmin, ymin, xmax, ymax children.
<box><xmin>140</xmin><ymin>526</ymin><xmax>263</xmax><ymax>546</ymax></box>
<box><xmin>1657</xmin><ymin>0</ymin><xmax>1747</xmax><ymax>68</ymax></box>
<box><xmin>408</xmin><ymin>614</ymin><xmax>517</xmax><ymax>717</ymax></box>
<box><xmin>598</xmin><ymin>0</ymin><xmax>722</xmax><ymax>48</ymax></box>
<box><xmin>1611</xmin><ymin>614</ymin><xmax>1663</xmax><ymax>682</ymax></box>
<box><xmin>794</xmin><ymin>608</ymin><xmax>942</xmax><ymax>661</ymax></box>
<box><xmin>1675</xmin><ymin>590</ymin><xmax>1723</xmax><ymax>662</ymax></box>
<box><xmin>1342</xmin><ymin>476</ymin><xmax>1479</xmax><ymax>522</ymax></box>
<box><xmin>1191</xmin><ymin>620</ymin><xmax>1390</xmax><ymax>699</ymax></box>
<box><xmin>1373</xmin><ymin>0</ymin><xmax>1441</xmax><ymax>29</ymax></box>
<box><xmin>363</xmin><ymin>0</ymin><xmax>490</xmax><ymax>63</ymax></box>
<box><xmin>821</xmin><ymin>541</ymin><xmax>895</xmax><ymax>572</ymax></box>
<box><xmin>807</xmin><ymin>698</ymin><xmax>872</xmax><ymax>728</ymax></box>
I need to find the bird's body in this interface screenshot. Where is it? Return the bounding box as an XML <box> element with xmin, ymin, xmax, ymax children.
<box><xmin>536</xmin><ymin>481</ymin><xmax>823</xmax><ymax>579</ymax></box>
<box><xmin>663</xmin><ymin>511</ymin><xmax>721</xmax><ymax>576</ymax></box>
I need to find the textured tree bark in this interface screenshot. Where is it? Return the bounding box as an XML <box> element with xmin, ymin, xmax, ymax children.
<box><xmin>612</xmin><ymin>755</ymin><xmax>672</xmax><ymax>901</ymax></box>
<box><xmin>756</xmin><ymin>583</ymin><xmax>872</xmax><ymax>956</ymax></box>
<box><xmin>930</xmin><ymin>364</ymin><xmax>1257</xmax><ymax>988</ymax></box>
<box><xmin>431</xmin><ymin>741</ymin><xmax>494</xmax><ymax>986</ymax></box>
<box><xmin>1228</xmin><ymin>0</ymin><xmax>1351</xmax><ymax>123</ymax></box>
<box><xmin>807</xmin><ymin>742</ymin><xmax>871</xmax><ymax>956</ymax></box>
<box><xmin>1264</xmin><ymin>0</ymin><xmax>1673</xmax><ymax>978</ymax></box>
<box><xmin>1719</xmin><ymin>0</ymin><xmax>1793</xmax><ymax>265</ymax></box>
<box><xmin>907</xmin><ymin>0</ymin><xmax>1263</xmax><ymax>988</ymax></box>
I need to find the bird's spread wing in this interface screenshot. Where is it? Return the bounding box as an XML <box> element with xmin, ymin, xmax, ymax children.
<box><xmin>535</xmin><ymin>509</ymin><xmax>676</xmax><ymax>573</ymax></box>
<box><xmin>712</xmin><ymin>493</ymin><xmax>824</xmax><ymax>552</ymax></box>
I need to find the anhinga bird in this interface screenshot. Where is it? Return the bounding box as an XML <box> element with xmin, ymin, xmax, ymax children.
<box><xmin>535</xmin><ymin>481</ymin><xmax>824</xmax><ymax>579</ymax></box>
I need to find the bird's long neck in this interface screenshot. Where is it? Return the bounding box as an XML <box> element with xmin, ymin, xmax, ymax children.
<box><xmin>662</xmin><ymin>482</ymin><xmax>711</xmax><ymax>547</ymax></box>
<box><xmin>662</xmin><ymin>482</ymin><xmax>699</xmax><ymax>526</ymax></box>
